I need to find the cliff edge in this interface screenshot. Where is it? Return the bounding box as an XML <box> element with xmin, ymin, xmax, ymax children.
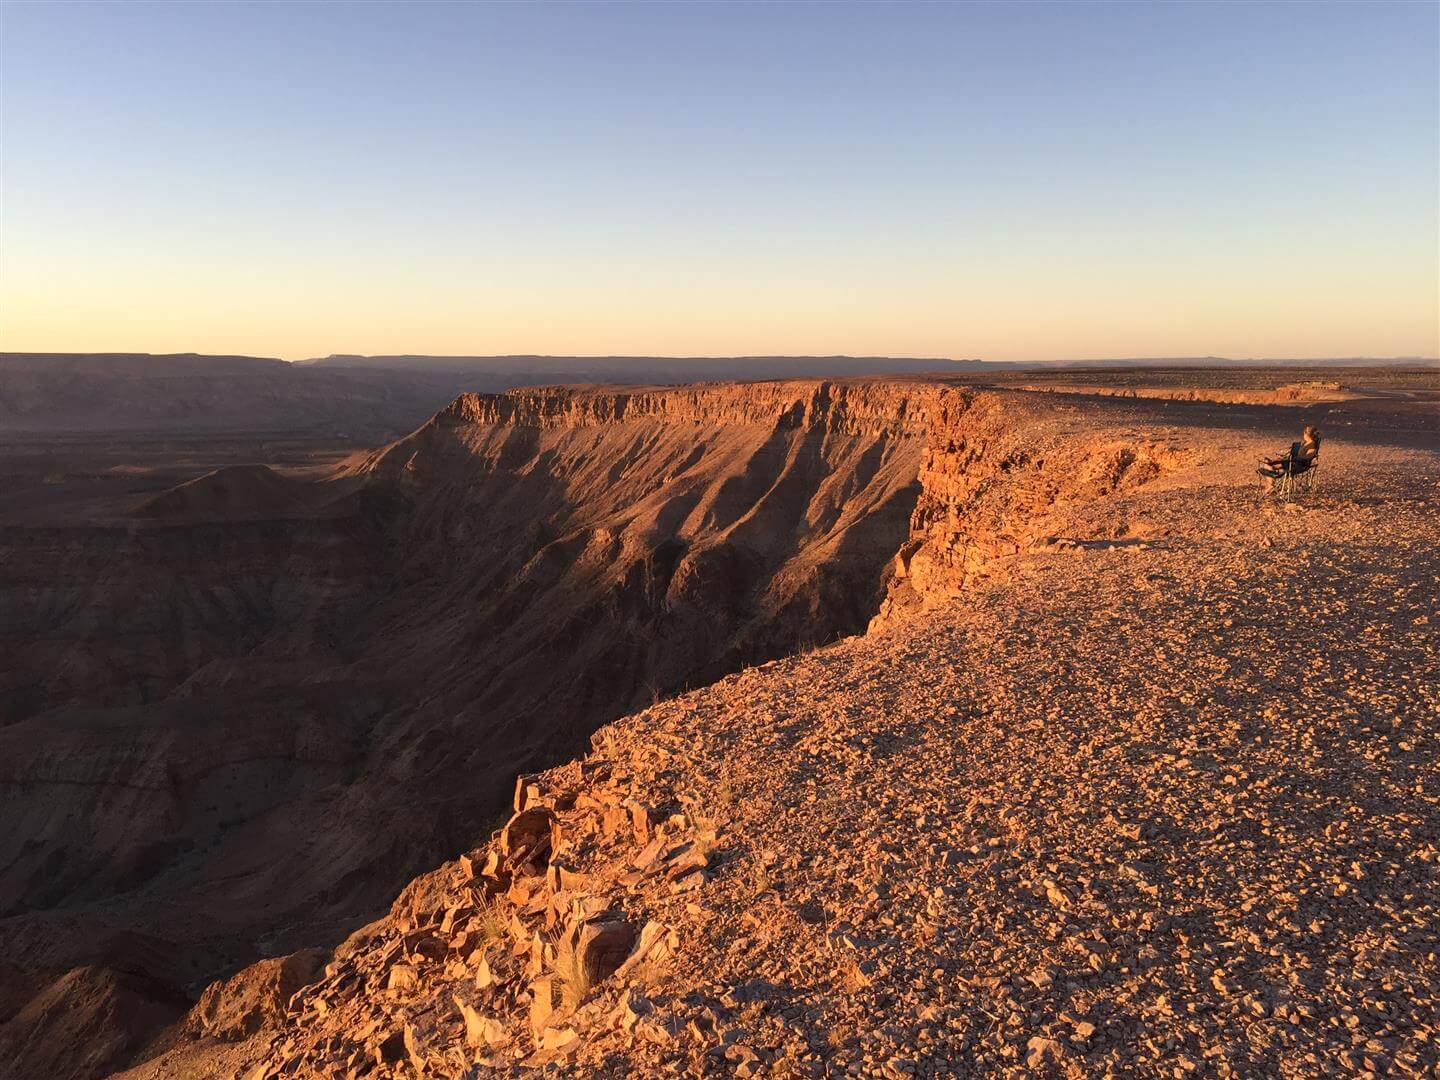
<box><xmin>121</xmin><ymin>387</ymin><xmax>1438</xmax><ymax>1079</ymax></box>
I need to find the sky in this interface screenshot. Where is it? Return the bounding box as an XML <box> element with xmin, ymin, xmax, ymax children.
<box><xmin>1</xmin><ymin>0</ymin><xmax>1436</xmax><ymax>362</ymax></box>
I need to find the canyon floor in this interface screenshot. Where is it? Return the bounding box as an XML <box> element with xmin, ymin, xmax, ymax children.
<box><xmin>2</xmin><ymin>367</ymin><xmax>1437</xmax><ymax>1079</ymax></box>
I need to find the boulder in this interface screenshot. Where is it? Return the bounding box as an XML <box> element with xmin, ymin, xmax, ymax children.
<box><xmin>386</xmin><ymin>964</ymin><xmax>420</xmax><ymax>994</ymax></box>
<box><xmin>568</xmin><ymin>916</ymin><xmax>637</xmax><ymax>985</ymax></box>
<box><xmin>513</xmin><ymin>773</ymin><xmax>542</xmax><ymax>812</ymax></box>
<box><xmin>614</xmin><ymin>920</ymin><xmax>677</xmax><ymax>981</ymax></box>
<box><xmin>615</xmin><ymin>990</ymin><xmax>653</xmax><ymax>1031</ymax></box>
<box><xmin>539</xmin><ymin>1026</ymin><xmax>579</xmax><ymax>1052</ymax></box>
<box><xmin>627</xmin><ymin>800</ymin><xmax>662</xmax><ymax>844</ymax></box>
<box><xmin>529</xmin><ymin>977</ymin><xmax>557</xmax><ymax>1036</ymax></box>
<box><xmin>454</xmin><ymin>994</ymin><xmax>508</xmax><ymax>1047</ymax></box>
<box><xmin>501</xmin><ymin>807</ymin><xmax>555</xmax><ymax>873</ymax></box>
<box><xmin>187</xmin><ymin>948</ymin><xmax>328</xmax><ymax>1040</ymax></box>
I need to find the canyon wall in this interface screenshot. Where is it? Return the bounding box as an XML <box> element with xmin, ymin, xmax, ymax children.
<box><xmin>0</xmin><ymin>381</ymin><xmax>1186</xmax><ymax>1077</ymax></box>
<box><xmin>874</xmin><ymin>391</ymin><xmax>1182</xmax><ymax>625</ymax></box>
<box><xmin>0</xmin><ymin>381</ymin><xmax>937</xmax><ymax>1077</ymax></box>
<box><xmin>124</xmin><ymin>388</ymin><xmax>1194</xmax><ymax>1080</ymax></box>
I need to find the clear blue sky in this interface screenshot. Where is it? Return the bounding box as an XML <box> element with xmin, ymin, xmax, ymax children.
<box><xmin>2</xmin><ymin>0</ymin><xmax>1436</xmax><ymax>359</ymax></box>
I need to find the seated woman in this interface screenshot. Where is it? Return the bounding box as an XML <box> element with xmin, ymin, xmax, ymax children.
<box><xmin>1258</xmin><ymin>426</ymin><xmax>1321</xmax><ymax>479</ymax></box>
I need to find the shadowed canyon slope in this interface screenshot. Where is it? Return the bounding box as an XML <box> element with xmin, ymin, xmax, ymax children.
<box><xmin>0</xmin><ymin>380</ymin><xmax>947</xmax><ymax>1074</ymax></box>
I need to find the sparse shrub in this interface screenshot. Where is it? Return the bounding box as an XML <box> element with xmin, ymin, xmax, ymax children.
<box><xmin>838</xmin><ymin>953</ymin><xmax>871</xmax><ymax>993</ymax></box>
<box><xmin>550</xmin><ymin>932</ymin><xmax>593</xmax><ymax>1011</ymax></box>
<box><xmin>714</xmin><ymin>775</ymin><xmax>738</xmax><ymax>808</ymax></box>
<box><xmin>474</xmin><ymin>898</ymin><xmax>507</xmax><ymax>943</ymax></box>
<box><xmin>621</xmin><ymin>953</ymin><xmax>665</xmax><ymax>989</ymax></box>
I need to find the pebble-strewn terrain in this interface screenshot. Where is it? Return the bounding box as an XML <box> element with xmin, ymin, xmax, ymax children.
<box><xmin>109</xmin><ymin>384</ymin><xmax>1440</xmax><ymax>1080</ymax></box>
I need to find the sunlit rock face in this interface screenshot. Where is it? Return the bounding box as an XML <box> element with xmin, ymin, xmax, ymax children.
<box><xmin>0</xmin><ymin>380</ymin><xmax>938</xmax><ymax>1055</ymax></box>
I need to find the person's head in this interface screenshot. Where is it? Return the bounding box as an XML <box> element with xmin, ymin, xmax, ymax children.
<box><xmin>1303</xmin><ymin>425</ymin><xmax>1321</xmax><ymax>446</ymax></box>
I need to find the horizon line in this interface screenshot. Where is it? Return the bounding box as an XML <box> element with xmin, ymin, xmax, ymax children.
<box><xmin>3</xmin><ymin>349</ymin><xmax>1437</xmax><ymax>366</ymax></box>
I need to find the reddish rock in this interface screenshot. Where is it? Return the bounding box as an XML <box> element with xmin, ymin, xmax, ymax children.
<box><xmin>529</xmin><ymin>977</ymin><xmax>557</xmax><ymax>1036</ymax></box>
<box><xmin>567</xmin><ymin>915</ymin><xmax>637</xmax><ymax>986</ymax></box>
<box><xmin>501</xmin><ymin>807</ymin><xmax>555</xmax><ymax>873</ymax></box>
<box><xmin>186</xmin><ymin>948</ymin><xmax>328</xmax><ymax>1040</ymax></box>
<box><xmin>513</xmin><ymin>773</ymin><xmax>542</xmax><ymax>812</ymax></box>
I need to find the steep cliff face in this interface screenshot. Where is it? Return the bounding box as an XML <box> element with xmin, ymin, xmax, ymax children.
<box><xmin>873</xmin><ymin>392</ymin><xmax>1183</xmax><ymax>625</ymax></box>
<box><xmin>430</xmin><ymin>380</ymin><xmax>935</xmax><ymax>434</ymax></box>
<box><xmin>0</xmin><ymin>381</ymin><xmax>933</xmax><ymax>1072</ymax></box>
<box><xmin>2</xmin><ymin>381</ymin><xmax>1191</xmax><ymax>1078</ymax></box>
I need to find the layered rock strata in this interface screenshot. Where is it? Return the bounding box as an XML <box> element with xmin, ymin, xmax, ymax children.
<box><xmin>2</xmin><ymin>381</ymin><xmax>950</xmax><ymax>1074</ymax></box>
<box><xmin>121</xmin><ymin>398</ymin><xmax>1440</xmax><ymax>1079</ymax></box>
<box><xmin>3</xmin><ymin>381</ymin><xmax>1189</xmax><ymax>1077</ymax></box>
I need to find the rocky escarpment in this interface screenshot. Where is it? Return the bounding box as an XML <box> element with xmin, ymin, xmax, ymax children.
<box><xmin>434</xmin><ymin>381</ymin><xmax>934</xmax><ymax>435</ymax></box>
<box><xmin>873</xmin><ymin>391</ymin><xmax>1182</xmax><ymax>625</ymax></box>
<box><xmin>2</xmin><ymin>380</ymin><xmax>1195</xmax><ymax>1078</ymax></box>
<box><xmin>101</xmin><ymin>385</ymin><xmax>1203</xmax><ymax>1080</ymax></box>
<box><xmin>1</xmin><ymin>380</ymin><xmax>947</xmax><ymax>1077</ymax></box>
<box><xmin>121</xmin><ymin>390</ymin><xmax>1440</xmax><ymax>1080</ymax></box>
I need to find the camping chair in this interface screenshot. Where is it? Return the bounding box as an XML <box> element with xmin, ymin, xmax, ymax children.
<box><xmin>1265</xmin><ymin>450</ymin><xmax>1320</xmax><ymax>499</ymax></box>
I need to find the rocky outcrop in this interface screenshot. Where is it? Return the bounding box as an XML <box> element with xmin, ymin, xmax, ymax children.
<box><xmin>190</xmin><ymin>764</ymin><xmax>702</xmax><ymax>1076</ymax></box>
<box><xmin>184</xmin><ymin>948</ymin><xmax>329</xmax><ymax>1041</ymax></box>
<box><xmin>432</xmin><ymin>380</ymin><xmax>935</xmax><ymax>436</ymax></box>
<box><xmin>0</xmin><ymin>965</ymin><xmax>189</xmax><ymax>1080</ymax></box>
<box><xmin>872</xmin><ymin>392</ymin><xmax>1182</xmax><ymax>625</ymax></box>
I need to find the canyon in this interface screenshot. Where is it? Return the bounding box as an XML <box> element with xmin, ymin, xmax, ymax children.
<box><xmin>1</xmin><ymin>379</ymin><xmax>939</xmax><ymax>1076</ymax></box>
<box><xmin>1</xmin><ymin>367</ymin><xmax>1436</xmax><ymax>1078</ymax></box>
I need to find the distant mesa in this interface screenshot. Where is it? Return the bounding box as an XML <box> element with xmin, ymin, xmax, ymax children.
<box><xmin>3</xmin><ymin>351</ymin><xmax>1432</xmax><ymax>438</ymax></box>
<box><xmin>298</xmin><ymin>353</ymin><xmax>979</xmax><ymax>378</ymax></box>
<box><xmin>0</xmin><ymin>352</ymin><xmax>974</xmax><ymax>437</ymax></box>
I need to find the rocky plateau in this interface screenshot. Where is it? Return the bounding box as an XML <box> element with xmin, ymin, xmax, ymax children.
<box><xmin>0</xmin><ymin>367</ymin><xmax>1436</xmax><ymax>1079</ymax></box>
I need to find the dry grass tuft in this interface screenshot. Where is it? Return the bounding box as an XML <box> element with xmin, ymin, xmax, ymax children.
<box><xmin>551</xmin><ymin>933</ymin><xmax>594</xmax><ymax>1011</ymax></box>
<box><xmin>474</xmin><ymin>898</ymin><xmax>507</xmax><ymax>943</ymax></box>
<box><xmin>713</xmin><ymin>774</ymin><xmax>738</xmax><ymax>808</ymax></box>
